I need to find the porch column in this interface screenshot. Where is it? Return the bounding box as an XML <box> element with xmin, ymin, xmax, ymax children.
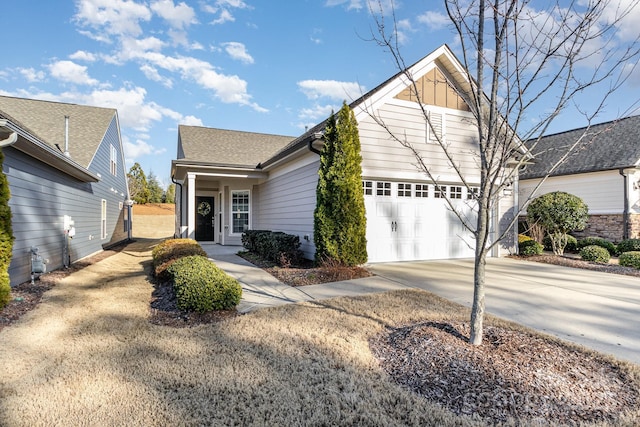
<box><xmin>187</xmin><ymin>173</ymin><xmax>196</xmax><ymax>239</ymax></box>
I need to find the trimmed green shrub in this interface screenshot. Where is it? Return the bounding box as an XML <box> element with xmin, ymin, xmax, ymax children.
<box><xmin>152</xmin><ymin>238</ymin><xmax>207</xmax><ymax>280</ymax></box>
<box><xmin>241</xmin><ymin>230</ymin><xmax>270</xmax><ymax>253</ymax></box>
<box><xmin>580</xmin><ymin>245</ymin><xmax>611</xmax><ymax>263</ymax></box>
<box><xmin>242</xmin><ymin>230</ymin><xmax>303</xmax><ymax>267</ymax></box>
<box><xmin>519</xmin><ymin>239</ymin><xmax>543</xmax><ymax>256</ymax></box>
<box><xmin>0</xmin><ymin>271</ymin><xmax>10</xmax><ymax>310</ymax></box>
<box><xmin>576</xmin><ymin>237</ymin><xmax>617</xmax><ymax>256</ymax></box>
<box><xmin>543</xmin><ymin>234</ymin><xmax>577</xmax><ymax>253</ymax></box>
<box><xmin>617</xmin><ymin>239</ymin><xmax>640</xmax><ymax>254</ymax></box>
<box><xmin>527</xmin><ymin>191</ymin><xmax>588</xmax><ymax>255</ymax></box>
<box><xmin>167</xmin><ymin>255</ymin><xmax>242</xmax><ymax>312</ymax></box>
<box><xmin>619</xmin><ymin>251</ymin><xmax>640</xmax><ymax>269</ymax></box>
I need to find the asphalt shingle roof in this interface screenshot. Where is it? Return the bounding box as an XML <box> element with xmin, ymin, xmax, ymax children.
<box><xmin>177</xmin><ymin>125</ymin><xmax>295</xmax><ymax>167</ymax></box>
<box><xmin>521</xmin><ymin>115</ymin><xmax>640</xmax><ymax>179</ymax></box>
<box><xmin>0</xmin><ymin>95</ymin><xmax>116</xmax><ymax>169</ymax></box>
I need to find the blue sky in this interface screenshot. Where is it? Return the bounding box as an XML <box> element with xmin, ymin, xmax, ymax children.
<box><xmin>2</xmin><ymin>0</ymin><xmax>639</xmax><ymax>188</ymax></box>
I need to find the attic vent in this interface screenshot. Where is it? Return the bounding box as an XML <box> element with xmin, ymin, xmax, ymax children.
<box><xmin>428</xmin><ymin>112</ymin><xmax>443</xmax><ymax>142</ymax></box>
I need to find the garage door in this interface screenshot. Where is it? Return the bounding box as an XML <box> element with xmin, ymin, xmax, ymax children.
<box><xmin>364</xmin><ymin>181</ymin><xmax>477</xmax><ymax>262</ymax></box>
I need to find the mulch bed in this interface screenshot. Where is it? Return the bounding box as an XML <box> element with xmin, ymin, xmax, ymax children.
<box><xmin>515</xmin><ymin>253</ymin><xmax>640</xmax><ymax>277</ymax></box>
<box><xmin>370</xmin><ymin>321</ymin><xmax>639</xmax><ymax>425</ymax></box>
<box><xmin>237</xmin><ymin>251</ymin><xmax>372</xmax><ymax>287</ymax></box>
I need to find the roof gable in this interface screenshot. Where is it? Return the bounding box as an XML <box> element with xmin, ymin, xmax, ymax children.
<box><xmin>521</xmin><ymin>115</ymin><xmax>640</xmax><ymax>179</ymax></box>
<box><xmin>177</xmin><ymin>125</ymin><xmax>295</xmax><ymax>167</ymax></box>
<box><xmin>394</xmin><ymin>67</ymin><xmax>470</xmax><ymax>111</ymax></box>
<box><xmin>0</xmin><ymin>95</ymin><xmax>115</xmax><ymax>168</ymax></box>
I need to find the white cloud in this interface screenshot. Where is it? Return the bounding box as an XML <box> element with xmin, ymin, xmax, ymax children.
<box><xmin>150</xmin><ymin>0</ymin><xmax>196</xmax><ymax>29</ymax></box>
<box><xmin>49</xmin><ymin>60</ymin><xmax>98</xmax><ymax>85</ymax></box>
<box><xmin>18</xmin><ymin>67</ymin><xmax>45</xmax><ymax>83</ymax></box>
<box><xmin>140</xmin><ymin>64</ymin><xmax>173</xmax><ymax>87</ymax></box>
<box><xmin>298</xmin><ymin>104</ymin><xmax>336</xmax><ymax>121</ymax></box>
<box><xmin>211</xmin><ymin>9</ymin><xmax>234</xmax><ymax>25</ymax></box>
<box><xmin>69</xmin><ymin>50</ymin><xmax>98</xmax><ymax>62</ymax></box>
<box><xmin>74</xmin><ymin>0</ymin><xmax>152</xmax><ymax>38</ymax></box>
<box><xmin>325</xmin><ymin>0</ymin><xmax>363</xmax><ymax>10</ymax></box>
<box><xmin>223</xmin><ymin>42</ymin><xmax>254</xmax><ymax>64</ymax></box>
<box><xmin>298</xmin><ymin>80</ymin><xmax>365</xmax><ymax>101</ymax></box>
<box><xmin>180</xmin><ymin>115</ymin><xmax>204</xmax><ymax>126</ymax></box>
<box><xmin>417</xmin><ymin>10</ymin><xmax>450</xmax><ymax>31</ymax></box>
<box><xmin>122</xmin><ymin>135</ymin><xmax>160</xmax><ymax>160</ymax></box>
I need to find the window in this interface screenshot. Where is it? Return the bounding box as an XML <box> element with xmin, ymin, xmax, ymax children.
<box><xmin>415</xmin><ymin>184</ymin><xmax>429</xmax><ymax>198</ymax></box>
<box><xmin>109</xmin><ymin>144</ymin><xmax>117</xmax><ymax>176</ymax></box>
<box><xmin>376</xmin><ymin>181</ymin><xmax>391</xmax><ymax>196</ymax></box>
<box><xmin>397</xmin><ymin>183</ymin><xmax>412</xmax><ymax>197</ymax></box>
<box><xmin>434</xmin><ymin>185</ymin><xmax>447</xmax><ymax>198</ymax></box>
<box><xmin>231</xmin><ymin>190</ymin><xmax>250</xmax><ymax>234</ymax></box>
<box><xmin>450</xmin><ymin>186</ymin><xmax>463</xmax><ymax>199</ymax></box>
<box><xmin>101</xmin><ymin>199</ymin><xmax>107</xmax><ymax>239</ymax></box>
<box><xmin>362</xmin><ymin>180</ymin><xmax>373</xmax><ymax>196</ymax></box>
<box><xmin>467</xmin><ymin>186</ymin><xmax>479</xmax><ymax>200</ymax></box>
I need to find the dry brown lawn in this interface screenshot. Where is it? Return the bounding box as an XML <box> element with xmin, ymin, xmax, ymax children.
<box><xmin>1</xmin><ymin>239</ymin><xmax>639</xmax><ymax>426</ymax></box>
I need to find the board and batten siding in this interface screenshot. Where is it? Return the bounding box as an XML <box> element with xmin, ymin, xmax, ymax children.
<box><xmin>5</xmin><ymin>116</ymin><xmax>130</xmax><ymax>286</ymax></box>
<box><xmin>358</xmin><ymin>99</ymin><xmax>480</xmax><ymax>183</ymax></box>
<box><xmin>519</xmin><ymin>170</ymin><xmax>625</xmax><ymax>215</ymax></box>
<box><xmin>254</xmin><ymin>152</ymin><xmax>319</xmax><ymax>259</ymax></box>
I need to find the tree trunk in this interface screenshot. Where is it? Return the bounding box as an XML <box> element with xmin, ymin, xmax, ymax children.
<box><xmin>470</xmin><ymin>248</ymin><xmax>486</xmax><ymax>345</ymax></box>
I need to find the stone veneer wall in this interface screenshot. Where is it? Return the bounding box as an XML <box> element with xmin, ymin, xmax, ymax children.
<box><xmin>572</xmin><ymin>214</ymin><xmax>640</xmax><ymax>242</ymax></box>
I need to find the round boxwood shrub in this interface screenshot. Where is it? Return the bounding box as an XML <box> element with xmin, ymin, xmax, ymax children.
<box><xmin>616</xmin><ymin>238</ymin><xmax>640</xmax><ymax>254</ymax></box>
<box><xmin>543</xmin><ymin>234</ymin><xmax>577</xmax><ymax>253</ymax></box>
<box><xmin>580</xmin><ymin>245</ymin><xmax>611</xmax><ymax>263</ymax></box>
<box><xmin>519</xmin><ymin>239</ymin><xmax>543</xmax><ymax>256</ymax></box>
<box><xmin>167</xmin><ymin>255</ymin><xmax>242</xmax><ymax>312</ymax></box>
<box><xmin>576</xmin><ymin>237</ymin><xmax>617</xmax><ymax>256</ymax></box>
<box><xmin>152</xmin><ymin>238</ymin><xmax>208</xmax><ymax>280</ymax></box>
<box><xmin>619</xmin><ymin>251</ymin><xmax>640</xmax><ymax>269</ymax></box>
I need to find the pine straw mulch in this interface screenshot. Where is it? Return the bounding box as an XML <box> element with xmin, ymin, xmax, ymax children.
<box><xmin>515</xmin><ymin>253</ymin><xmax>640</xmax><ymax>277</ymax></box>
<box><xmin>370</xmin><ymin>321</ymin><xmax>639</xmax><ymax>426</ymax></box>
<box><xmin>237</xmin><ymin>251</ymin><xmax>372</xmax><ymax>286</ymax></box>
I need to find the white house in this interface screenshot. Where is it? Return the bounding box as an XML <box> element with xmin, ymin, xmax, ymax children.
<box><xmin>519</xmin><ymin>116</ymin><xmax>640</xmax><ymax>242</ymax></box>
<box><xmin>171</xmin><ymin>45</ymin><xmax>518</xmax><ymax>263</ymax></box>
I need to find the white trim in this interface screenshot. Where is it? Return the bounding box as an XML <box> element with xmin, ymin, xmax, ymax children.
<box><xmin>229</xmin><ymin>189</ymin><xmax>251</xmax><ymax>236</ymax></box>
<box><xmin>101</xmin><ymin>199</ymin><xmax>107</xmax><ymax>240</ymax></box>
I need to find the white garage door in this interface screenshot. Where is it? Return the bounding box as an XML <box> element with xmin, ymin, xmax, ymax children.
<box><xmin>364</xmin><ymin>181</ymin><xmax>477</xmax><ymax>262</ymax></box>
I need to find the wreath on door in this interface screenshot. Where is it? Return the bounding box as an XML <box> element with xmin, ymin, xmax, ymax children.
<box><xmin>197</xmin><ymin>201</ymin><xmax>211</xmax><ymax>216</ymax></box>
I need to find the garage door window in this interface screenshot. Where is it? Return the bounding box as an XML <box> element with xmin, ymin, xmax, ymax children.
<box><xmin>398</xmin><ymin>183</ymin><xmax>412</xmax><ymax>197</ymax></box>
<box><xmin>468</xmin><ymin>186</ymin><xmax>479</xmax><ymax>200</ymax></box>
<box><xmin>415</xmin><ymin>184</ymin><xmax>429</xmax><ymax>197</ymax></box>
<box><xmin>363</xmin><ymin>180</ymin><xmax>373</xmax><ymax>196</ymax></box>
<box><xmin>376</xmin><ymin>182</ymin><xmax>391</xmax><ymax>196</ymax></box>
<box><xmin>450</xmin><ymin>186</ymin><xmax>463</xmax><ymax>199</ymax></box>
<box><xmin>434</xmin><ymin>185</ymin><xmax>447</xmax><ymax>198</ymax></box>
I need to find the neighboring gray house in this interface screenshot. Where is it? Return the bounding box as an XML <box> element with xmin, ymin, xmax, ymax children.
<box><xmin>172</xmin><ymin>45</ymin><xmax>519</xmax><ymax>263</ymax></box>
<box><xmin>0</xmin><ymin>96</ymin><xmax>131</xmax><ymax>286</ymax></box>
<box><xmin>519</xmin><ymin>115</ymin><xmax>640</xmax><ymax>242</ymax></box>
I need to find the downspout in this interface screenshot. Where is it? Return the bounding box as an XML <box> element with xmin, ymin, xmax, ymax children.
<box><xmin>308</xmin><ymin>132</ymin><xmax>324</xmax><ymax>155</ymax></box>
<box><xmin>0</xmin><ymin>119</ymin><xmax>17</xmax><ymax>147</ymax></box>
<box><xmin>172</xmin><ymin>174</ymin><xmax>183</xmax><ymax>238</ymax></box>
<box><xmin>620</xmin><ymin>169</ymin><xmax>630</xmax><ymax>240</ymax></box>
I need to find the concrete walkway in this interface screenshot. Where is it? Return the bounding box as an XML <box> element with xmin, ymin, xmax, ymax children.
<box><xmin>201</xmin><ymin>244</ymin><xmax>640</xmax><ymax>366</ymax></box>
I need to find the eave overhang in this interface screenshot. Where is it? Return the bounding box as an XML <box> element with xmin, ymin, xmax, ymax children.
<box><xmin>0</xmin><ymin>119</ymin><xmax>99</xmax><ymax>183</ymax></box>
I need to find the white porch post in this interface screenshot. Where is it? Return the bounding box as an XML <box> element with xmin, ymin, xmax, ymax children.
<box><xmin>187</xmin><ymin>173</ymin><xmax>196</xmax><ymax>239</ymax></box>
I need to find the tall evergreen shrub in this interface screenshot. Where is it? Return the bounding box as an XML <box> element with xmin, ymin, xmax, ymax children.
<box><xmin>0</xmin><ymin>148</ymin><xmax>14</xmax><ymax>309</ymax></box>
<box><xmin>313</xmin><ymin>102</ymin><xmax>367</xmax><ymax>266</ymax></box>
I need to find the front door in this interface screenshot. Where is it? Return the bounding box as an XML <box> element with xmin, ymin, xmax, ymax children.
<box><xmin>195</xmin><ymin>196</ymin><xmax>215</xmax><ymax>241</ymax></box>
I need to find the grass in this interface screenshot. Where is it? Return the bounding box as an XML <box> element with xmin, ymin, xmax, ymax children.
<box><xmin>1</xmin><ymin>241</ymin><xmax>638</xmax><ymax>426</ymax></box>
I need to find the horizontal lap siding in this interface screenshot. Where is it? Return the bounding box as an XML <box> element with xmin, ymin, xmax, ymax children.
<box><xmin>519</xmin><ymin>171</ymin><xmax>624</xmax><ymax>214</ymax></box>
<box><xmin>255</xmin><ymin>155</ymin><xmax>319</xmax><ymax>259</ymax></box>
<box><xmin>5</xmin><ymin>117</ymin><xmax>130</xmax><ymax>286</ymax></box>
<box><xmin>359</xmin><ymin>103</ymin><xmax>480</xmax><ymax>182</ymax></box>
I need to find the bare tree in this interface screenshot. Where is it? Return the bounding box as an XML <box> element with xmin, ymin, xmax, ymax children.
<box><xmin>367</xmin><ymin>0</ymin><xmax>640</xmax><ymax>345</ymax></box>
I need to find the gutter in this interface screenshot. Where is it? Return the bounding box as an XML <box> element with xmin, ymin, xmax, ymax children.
<box><xmin>620</xmin><ymin>168</ymin><xmax>630</xmax><ymax>240</ymax></box>
<box><xmin>0</xmin><ymin>119</ymin><xmax>17</xmax><ymax>147</ymax></box>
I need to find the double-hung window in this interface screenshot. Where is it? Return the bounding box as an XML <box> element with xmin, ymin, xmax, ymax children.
<box><xmin>231</xmin><ymin>190</ymin><xmax>250</xmax><ymax>234</ymax></box>
<box><xmin>109</xmin><ymin>145</ymin><xmax>117</xmax><ymax>176</ymax></box>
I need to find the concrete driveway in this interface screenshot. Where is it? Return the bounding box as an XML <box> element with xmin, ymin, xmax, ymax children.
<box><xmin>368</xmin><ymin>257</ymin><xmax>640</xmax><ymax>365</ymax></box>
